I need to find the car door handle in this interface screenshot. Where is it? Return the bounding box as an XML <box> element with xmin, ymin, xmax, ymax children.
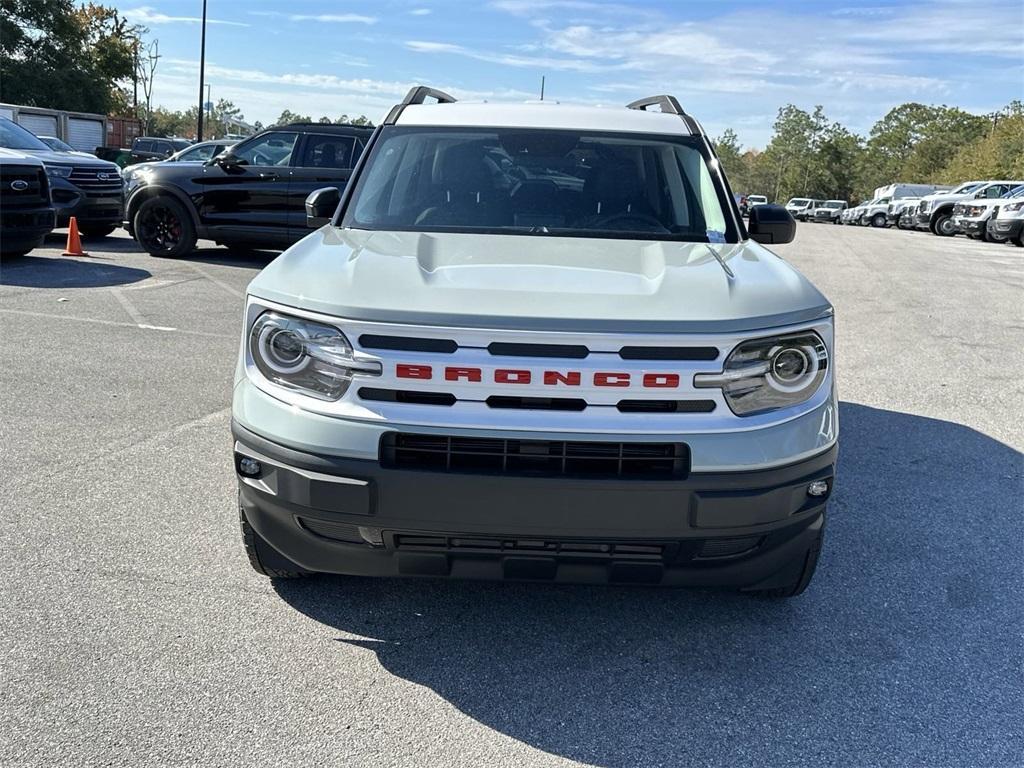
<box><xmin>258</xmin><ymin>172</ymin><xmax>279</xmax><ymax>180</ymax></box>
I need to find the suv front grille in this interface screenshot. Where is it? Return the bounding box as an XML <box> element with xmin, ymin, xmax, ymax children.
<box><xmin>69</xmin><ymin>166</ymin><xmax>122</xmax><ymax>196</ymax></box>
<box><xmin>0</xmin><ymin>165</ymin><xmax>49</xmax><ymax>206</ymax></box>
<box><xmin>394</xmin><ymin>533</ymin><xmax>672</xmax><ymax>560</ymax></box>
<box><xmin>380</xmin><ymin>433</ymin><xmax>689</xmax><ymax>479</ymax></box>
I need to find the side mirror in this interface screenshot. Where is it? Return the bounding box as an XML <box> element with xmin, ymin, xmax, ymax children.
<box><xmin>748</xmin><ymin>204</ymin><xmax>796</xmax><ymax>245</ymax></box>
<box><xmin>306</xmin><ymin>186</ymin><xmax>341</xmax><ymax>228</ymax></box>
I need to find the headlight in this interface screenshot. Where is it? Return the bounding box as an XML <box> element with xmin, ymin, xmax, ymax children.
<box><xmin>248</xmin><ymin>311</ymin><xmax>381</xmax><ymax>400</ymax></box>
<box><xmin>45</xmin><ymin>164</ymin><xmax>73</xmax><ymax>179</ymax></box>
<box><xmin>1003</xmin><ymin>201</ymin><xmax>1024</xmax><ymax>213</ymax></box>
<box><xmin>694</xmin><ymin>331</ymin><xmax>829</xmax><ymax>416</ymax></box>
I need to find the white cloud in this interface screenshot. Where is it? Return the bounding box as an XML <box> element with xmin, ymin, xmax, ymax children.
<box><xmin>405</xmin><ymin>39</ymin><xmax>638</xmax><ymax>72</ymax></box>
<box><xmin>410</xmin><ymin>8</ymin><xmax>432</xmax><ymax>16</ymax></box>
<box><xmin>122</xmin><ymin>6</ymin><xmax>247</xmax><ymax>27</ymax></box>
<box><xmin>249</xmin><ymin>11</ymin><xmax>377</xmax><ymax>24</ymax></box>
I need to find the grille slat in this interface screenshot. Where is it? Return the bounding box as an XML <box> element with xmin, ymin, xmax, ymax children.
<box><xmin>619</xmin><ymin>346</ymin><xmax>718</xmax><ymax>361</ymax></box>
<box><xmin>68</xmin><ymin>166</ymin><xmax>122</xmax><ymax>196</ymax></box>
<box><xmin>488</xmin><ymin>342</ymin><xmax>589</xmax><ymax>359</ymax></box>
<box><xmin>381</xmin><ymin>433</ymin><xmax>688</xmax><ymax>479</ymax></box>
<box><xmin>395</xmin><ymin>533</ymin><xmax>670</xmax><ymax>560</ymax></box>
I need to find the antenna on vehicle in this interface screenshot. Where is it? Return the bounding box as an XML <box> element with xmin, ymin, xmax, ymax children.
<box><xmin>540</xmin><ymin>76</ymin><xmax>545</xmax><ymax>101</ymax></box>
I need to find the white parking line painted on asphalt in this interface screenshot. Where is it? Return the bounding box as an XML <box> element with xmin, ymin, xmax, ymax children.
<box><xmin>183</xmin><ymin>261</ymin><xmax>245</xmax><ymax>299</ymax></box>
<box><xmin>110</xmin><ymin>287</ymin><xmax>149</xmax><ymax>327</ymax></box>
<box><xmin>0</xmin><ymin>308</ymin><xmax>231</xmax><ymax>337</ymax></box>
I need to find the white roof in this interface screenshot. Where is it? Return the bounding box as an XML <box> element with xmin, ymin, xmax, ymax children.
<box><xmin>396</xmin><ymin>102</ymin><xmax>696</xmax><ymax>135</ymax></box>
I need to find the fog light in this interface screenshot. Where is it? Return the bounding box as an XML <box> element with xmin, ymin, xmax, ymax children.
<box><xmin>358</xmin><ymin>526</ymin><xmax>384</xmax><ymax>547</ymax></box>
<box><xmin>807</xmin><ymin>480</ymin><xmax>829</xmax><ymax>497</ymax></box>
<box><xmin>238</xmin><ymin>457</ymin><xmax>262</xmax><ymax>477</ymax></box>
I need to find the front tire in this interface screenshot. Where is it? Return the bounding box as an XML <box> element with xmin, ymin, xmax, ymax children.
<box><xmin>239</xmin><ymin>502</ymin><xmax>313</xmax><ymax>579</ymax></box>
<box><xmin>932</xmin><ymin>212</ymin><xmax>956</xmax><ymax>237</ymax></box>
<box><xmin>134</xmin><ymin>196</ymin><xmax>197</xmax><ymax>257</ymax></box>
<box><xmin>870</xmin><ymin>213</ymin><xmax>886</xmax><ymax>228</ymax></box>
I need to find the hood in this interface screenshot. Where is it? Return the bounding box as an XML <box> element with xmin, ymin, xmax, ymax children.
<box><xmin>0</xmin><ymin>147</ymin><xmax>44</xmax><ymax>166</ymax></box>
<box><xmin>15</xmin><ymin>148</ymin><xmax>118</xmax><ymax>171</ymax></box>
<box><xmin>921</xmin><ymin>189</ymin><xmax>979</xmax><ymax>203</ymax></box>
<box><xmin>249</xmin><ymin>229</ymin><xmax>832</xmax><ymax>334</ymax></box>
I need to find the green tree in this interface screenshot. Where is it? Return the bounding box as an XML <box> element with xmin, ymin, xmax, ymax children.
<box><xmin>714</xmin><ymin>128</ymin><xmax>748</xmax><ymax>190</ymax></box>
<box><xmin>275</xmin><ymin>109</ymin><xmax>311</xmax><ymax>126</ymax></box>
<box><xmin>1</xmin><ymin>0</ymin><xmax>140</xmax><ymax>114</ymax></box>
<box><xmin>938</xmin><ymin>101</ymin><xmax>1024</xmax><ymax>181</ymax></box>
<box><xmin>816</xmin><ymin>123</ymin><xmax>864</xmax><ymax>201</ymax></box>
<box><xmin>210</xmin><ymin>98</ymin><xmax>243</xmax><ymax>137</ymax></box>
<box><xmin>759</xmin><ymin>105</ymin><xmax>824</xmax><ymax>202</ymax></box>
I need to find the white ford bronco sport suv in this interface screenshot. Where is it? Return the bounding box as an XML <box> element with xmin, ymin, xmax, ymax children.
<box><xmin>232</xmin><ymin>89</ymin><xmax>837</xmax><ymax>597</ymax></box>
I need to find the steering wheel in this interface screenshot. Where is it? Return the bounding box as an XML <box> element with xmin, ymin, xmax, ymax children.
<box><xmin>252</xmin><ymin>151</ymin><xmax>271</xmax><ymax>166</ymax></box>
<box><xmin>588</xmin><ymin>211</ymin><xmax>669</xmax><ymax>232</ymax></box>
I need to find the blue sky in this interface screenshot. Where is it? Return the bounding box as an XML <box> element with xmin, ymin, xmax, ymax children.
<box><xmin>117</xmin><ymin>0</ymin><xmax>1023</xmax><ymax>147</ymax></box>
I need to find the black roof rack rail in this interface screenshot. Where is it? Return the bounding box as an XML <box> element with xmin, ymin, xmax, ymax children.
<box><xmin>626</xmin><ymin>94</ymin><xmax>703</xmax><ymax>137</ymax></box>
<box><xmin>384</xmin><ymin>85</ymin><xmax>458</xmax><ymax>125</ymax></box>
<box><xmin>626</xmin><ymin>95</ymin><xmax>684</xmax><ymax>116</ymax></box>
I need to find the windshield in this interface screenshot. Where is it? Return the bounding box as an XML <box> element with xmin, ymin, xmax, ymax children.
<box><xmin>950</xmin><ymin>183</ymin><xmax>982</xmax><ymax>195</ymax></box>
<box><xmin>786</xmin><ymin>198</ymin><xmax>810</xmax><ymax>206</ymax></box>
<box><xmin>41</xmin><ymin>136</ymin><xmax>75</xmax><ymax>152</ymax></box>
<box><xmin>0</xmin><ymin>118</ymin><xmax>49</xmax><ymax>151</ymax></box>
<box><xmin>748</xmin><ymin>195</ymin><xmax>766</xmax><ymax>203</ymax></box>
<box><xmin>823</xmin><ymin>201</ymin><xmax>844</xmax><ymax>209</ymax></box>
<box><xmin>342</xmin><ymin>127</ymin><xmax>736</xmax><ymax>242</ymax></box>
<box><xmin>1003</xmin><ymin>184</ymin><xmax>1024</xmax><ymax>198</ymax></box>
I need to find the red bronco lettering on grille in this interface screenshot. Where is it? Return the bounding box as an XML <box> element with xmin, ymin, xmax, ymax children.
<box><xmin>396</xmin><ymin>365</ymin><xmax>680</xmax><ymax>388</ymax></box>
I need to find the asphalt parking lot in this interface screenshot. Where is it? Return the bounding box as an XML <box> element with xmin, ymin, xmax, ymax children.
<box><xmin>2</xmin><ymin>223</ymin><xmax>1021</xmax><ymax>768</ymax></box>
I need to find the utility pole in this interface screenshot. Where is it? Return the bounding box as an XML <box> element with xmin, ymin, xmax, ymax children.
<box><xmin>197</xmin><ymin>0</ymin><xmax>208</xmax><ymax>141</ymax></box>
<box><xmin>540</xmin><ymin>76</ymin><xmax>545</xmax><ymax>101</ymax></box>
<box><xmin>133</xmin><ymin>37</ymin><xmax>139</xmax><ymax>114</ymax></box>
<box><xmin>206</xmin><ymin>84</ymin><xmax>212</xmax><ymax>138</ymax></box>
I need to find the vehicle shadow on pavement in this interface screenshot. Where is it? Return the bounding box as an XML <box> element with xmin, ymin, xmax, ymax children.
<box><xmin>180</xmin><ymin>247</ymin><xmax>280</xmax><ymax>270</ymax></box>
<box><xmin>0</xmin><ymin>255</ymin><xmax>151</xmax><ymax>289</ymax></box>
<box><xmin>273</xmin><ymin>402</ymin><xmax>1022</xmax><ymax>767</ymax></box>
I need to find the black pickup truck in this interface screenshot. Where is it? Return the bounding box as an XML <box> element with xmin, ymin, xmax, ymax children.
<box><xmin>96</xmin><ymin>136</ymin><xmax>193</xmax><ymax>167</ymax></box>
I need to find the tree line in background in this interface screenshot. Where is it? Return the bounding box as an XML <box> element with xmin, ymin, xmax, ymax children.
<box><xmin>1</xmin><ymin>0</ymin><xmax>373</xmax><ymax>140</ymax></box>
<box><xmin>715</xmin><ymin>101</ymin><xmax>1024</xmax><ymax>203</ymax></box>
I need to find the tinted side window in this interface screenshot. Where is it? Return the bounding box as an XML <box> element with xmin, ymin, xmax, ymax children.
<box><xmin>300</xmin><ymin>135</ymin><xmax>356</xmax><ymax>169</ymax></box>
<box><xmin>232</xmin><ymin>132</ymin><xmax>298</xmax><ymax>166</ymax></box>
<box><xmin>179</xmin><ymin>144</ymin><xmax>214</xmax><ymax>161</ymax></box>
<box><xmin>136</xmin><ymin>140</ymin><xmax>153</xmax><ymax>152</ymax></box>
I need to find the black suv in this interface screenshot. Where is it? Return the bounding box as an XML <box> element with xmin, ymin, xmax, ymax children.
<box><xmin>1</xmin><ymin>118</ymin><xmax>123</xmax><ymax>238</ymax></box>
<box><xmin>125</xmin><ymin>123</ymin><xmax>373</xmax><ymax>257</ymax></box>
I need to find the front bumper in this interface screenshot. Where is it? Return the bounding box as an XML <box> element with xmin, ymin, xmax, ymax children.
<box><xmin>0</xmin><ymin>207</ymin><xmax>56</xmax><ymax>252</ymax></box>
<box><xmin>234</xmin><ymin>421</ymin><xmax>835</xmax><ymax>588</ymax></box>
<box><xmin>50</xmin><ymin>178</ymin><xmax>124</xmax><ymax>227</ymax></box>
<box><xmin>987</xmin><ymin>218</ymin><xmax>1021</xmax><ymax>240</ymax></box>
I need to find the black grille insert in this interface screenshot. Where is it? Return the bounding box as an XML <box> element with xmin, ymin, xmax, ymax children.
<box><xmin>486</xmin><ymin>396</ymin><xmax>587</xmax><ymax>411</ymax></box>
<box><xmin>487</xmin><ymin>342</ymin><xmax>589</xmax><ymax>359</ymax></box>
<box><xmin>395</xmin><ymin>533</ymin><xmax>671</xmax><ymax>560</ymax></box>
<box><xmin>619</xmin><ymin>346</ymin><xmax>719</xmax><ymax>361</ymax></box>
<box><xmin>359</xmin><ymin>388</ymin><xmax>456</xmax><ymax>406</ymax></box>
<box><xmin>359</xmin><ymin>335</ymin><xmax>457</xmax><ymax>353</ymax></box>
<box><xmin>380</xmin><ymin>433</ymin><xmax>689</xmax><ymax>479</ymax></box>
<box><xmin>617</xmin><ymin>399</ymin><xmax>716</xmax><ymax>413</ymax></box>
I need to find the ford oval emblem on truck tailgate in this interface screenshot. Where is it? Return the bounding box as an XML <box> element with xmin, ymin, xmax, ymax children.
<box><xmin>10</xmin><ymin>180</ymin><xmax>29</xmax><ymax>191</ymax></box>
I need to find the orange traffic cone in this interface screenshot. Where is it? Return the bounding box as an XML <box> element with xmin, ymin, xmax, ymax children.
<box><xmin>62</xmin><ymin>216</ymin><xmax>89</xmax><ymax>257</ymax></box>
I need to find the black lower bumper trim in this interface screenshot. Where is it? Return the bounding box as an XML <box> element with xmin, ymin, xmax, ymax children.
<box><xmin>232</xmin><ymin>421</ymin><xmax>836</xmax><ymax>587</ymax></box>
